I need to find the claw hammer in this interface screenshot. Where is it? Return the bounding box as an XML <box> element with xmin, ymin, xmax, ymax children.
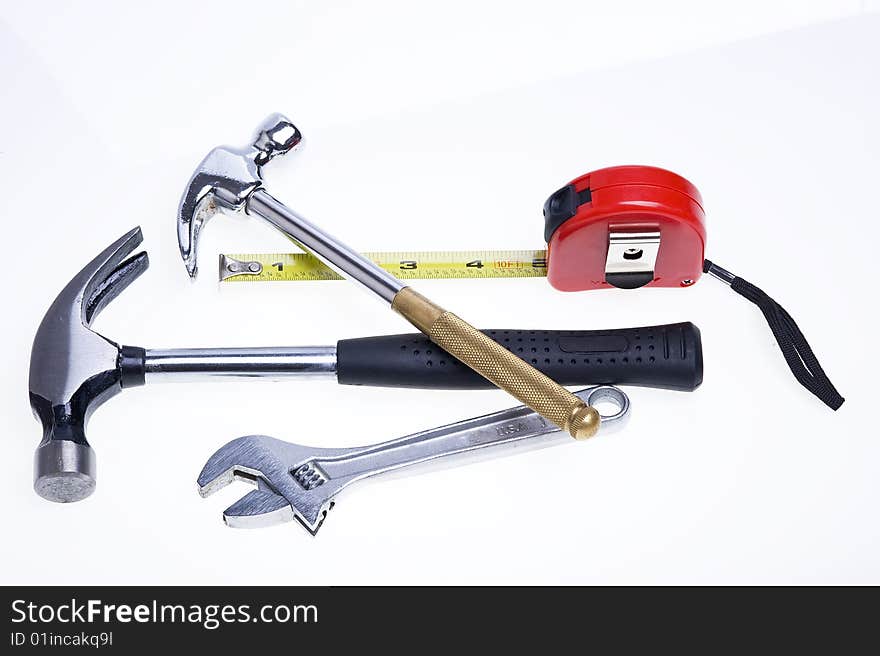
<box><xmin>178</xmin><ymin>114</ymin><xmax>601</xmax><ymax>439</ymax></box>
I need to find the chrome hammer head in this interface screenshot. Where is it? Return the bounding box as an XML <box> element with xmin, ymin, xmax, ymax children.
<box><xmin>29</xmin><ymin>228</ymin><xmax>149</xmax><ymax>503</ymax></box>
<box><xmin>177</xmin><ymin>113</ymin><xmax>303</xmax><ymax>278</ymax></box>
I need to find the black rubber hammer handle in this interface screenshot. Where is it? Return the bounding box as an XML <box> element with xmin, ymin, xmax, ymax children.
<box><xmin>337</xmin><ymin>322</ymin><xmax>702</xmax><ymax>390</ymax></box>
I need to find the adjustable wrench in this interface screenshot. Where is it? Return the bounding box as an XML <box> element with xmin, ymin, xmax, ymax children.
<box><xmin>198</xmin><ymin>386</ymin><xmax>630</xmax><ymax>535</ymax></box>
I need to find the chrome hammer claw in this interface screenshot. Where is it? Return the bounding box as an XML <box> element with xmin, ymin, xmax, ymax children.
<box><xmin>197</xmin><ymin>386</ymin><xmax>630</xmax><ymax>535</ymax></box>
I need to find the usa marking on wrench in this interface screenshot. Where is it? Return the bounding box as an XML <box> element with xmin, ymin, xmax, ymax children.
<box><xmin>197</xmin><ymin>386</ymin><xmax>630</xmax><ymax>535</ymax></box>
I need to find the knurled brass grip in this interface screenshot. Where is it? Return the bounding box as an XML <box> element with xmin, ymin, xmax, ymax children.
<box><xmin>391</xmin><ymin>287</ymin><xmax>601</xmax><ymax>439</ymax></box>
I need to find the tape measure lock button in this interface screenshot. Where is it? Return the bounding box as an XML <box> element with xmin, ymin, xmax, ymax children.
<box><xmin>543</xmin><ymin>165</ymin><xmax>707</xmax><ymax>292</ymax></box>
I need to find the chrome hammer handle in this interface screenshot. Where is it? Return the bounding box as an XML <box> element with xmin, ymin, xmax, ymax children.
<box><xmin>247</xmin><ymin>190</ymin><xmax>600</xmax><ymax>440</ymax></box>
<box><xmin>249</xmin><ymin>191</ymin><xmax>404</xmax><ymax>300</ymax></box>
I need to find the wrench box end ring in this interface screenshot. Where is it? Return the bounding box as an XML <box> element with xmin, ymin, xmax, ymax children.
<box><xmin>587</xmin><ymin>386</ymin><xmax>630</xmax><ymax>423</ymax></box>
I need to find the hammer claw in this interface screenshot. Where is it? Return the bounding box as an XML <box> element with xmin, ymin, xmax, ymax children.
<box><xmin>177</xmin><ymin>114</ymin><xmax>303</xmax><ymax>279</ymax></box>
<box><xmin>84</xmin><ymin>250</ymin><xmax>149</xmax><ymax>325</ymax></box>
<box><xmin>57</xmin><ymin>225</ymin><xmax>147</xmax><ymax>328</ymax></box>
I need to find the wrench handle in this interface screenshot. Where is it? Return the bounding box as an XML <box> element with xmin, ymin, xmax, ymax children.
<box><xmin>391</xmin><ymin>287</ymin><xmax>600</xmax><ymax>439</ymax></box>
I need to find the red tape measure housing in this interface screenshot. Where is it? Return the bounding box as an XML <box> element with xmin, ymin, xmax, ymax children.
<box><xmin>544</xmin><ymin>165</ymin><xmax>706</xmax><ymax>291</ymax></box>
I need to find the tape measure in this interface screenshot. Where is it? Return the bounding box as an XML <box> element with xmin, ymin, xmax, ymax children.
<box><xmin>217</xmin><ymin>164</ymin><xmax>843</xmax><ymax>411</ymax></box>
<box><xmin>220</xmin><ymin>250</ymin><xmax>549</xmax><ymax>282</ymax></box>
<box><xmin>221</xmin><ymin>165</ymin><xmax>706</xmax><ymax>289</ymax></box>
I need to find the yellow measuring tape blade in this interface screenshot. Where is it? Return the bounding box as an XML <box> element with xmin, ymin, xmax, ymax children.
<box><xmin>220</xmin><ymin>250</ymin><xmax>548</xmax><ymax>282</ymax></box>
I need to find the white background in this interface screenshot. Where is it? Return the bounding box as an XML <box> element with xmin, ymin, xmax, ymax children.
<box><xmin>2</xmin><ymin>1</ymin><xmax>878</xmax><ymax>584</ymax></box>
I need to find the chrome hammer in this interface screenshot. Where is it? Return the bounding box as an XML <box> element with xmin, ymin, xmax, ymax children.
<box><xmin>178</xmin><ymin>114</ymin><xmax>601</xmax><ymax>441</ymax></box>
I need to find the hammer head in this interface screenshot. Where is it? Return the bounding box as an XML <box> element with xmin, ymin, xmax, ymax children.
<box><xmin>29</xmin><ymin>227</ymin><xmax>149</xmax><ymax>503</ymax></box>
<box><xmin>177</xmin><ymin>113</ymin><xmax>303</xmax><ymax>278</ymax></box>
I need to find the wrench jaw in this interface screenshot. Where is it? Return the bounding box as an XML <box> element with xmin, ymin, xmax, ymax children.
<box><xmin>196</xmin><ymin>463</ymin><xmax>295</xmax><ymax>530</ymax></box>
<box><xmin>198</xmin><ymin>466</ymin><xmax>334</xmax><ymax>535</ymax></box>
<box><xmin>222</xmin><ymin>489</ymin><xmax>294</xmax><ymax>529</ymax></box>
<box><xmin>197</xmin><ymin>435</ymin><xmax>337</xmax><ymax>535</ymax></box>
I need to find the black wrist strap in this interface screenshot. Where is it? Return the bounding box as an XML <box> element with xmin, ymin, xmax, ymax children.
<box><xmin>703</xmin><ymin>259</ymin><xmax>844</xmax><ymax>411</ymax></box>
